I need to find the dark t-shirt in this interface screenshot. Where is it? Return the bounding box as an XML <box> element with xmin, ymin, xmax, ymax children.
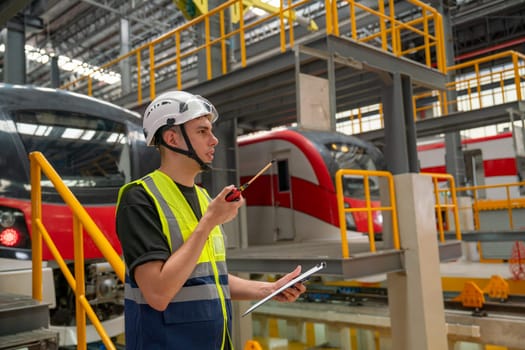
<box><xmin>116</xmin><ymin>182</ymin><xmax>202</xmax><ymax>282</ymax></box>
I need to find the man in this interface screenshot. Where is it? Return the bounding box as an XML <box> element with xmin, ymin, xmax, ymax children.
<box><xmin>116</xmin><ymin>90</ymin><xmax>306</xmax><ymax>349</ymax></box>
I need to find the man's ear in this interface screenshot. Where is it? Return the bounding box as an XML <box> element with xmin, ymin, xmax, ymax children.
<box><xmin>163</xmin><ymin>127</ymin><xmax>180</xmax><ymax>147</ymax></box>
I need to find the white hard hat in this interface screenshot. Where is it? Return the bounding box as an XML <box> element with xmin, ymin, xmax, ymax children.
<box><xmin>143</xmin><ymin>90</ymin><xmax>218</xmax><ymax>146</ymax></box>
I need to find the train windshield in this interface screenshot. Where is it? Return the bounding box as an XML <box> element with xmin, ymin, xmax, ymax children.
<box><xmin>325</xmin><ymin>141</ymin><xmax>381</xmax><ymax>199</ymax></box>
<box><xmin>14</xmin><ymin>110</ymin><xmax>130</xmax><ymax>189</ymax></box>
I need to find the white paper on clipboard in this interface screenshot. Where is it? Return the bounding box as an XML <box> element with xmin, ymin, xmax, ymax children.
<box><xmin>242</xmin><ymin>261</ymin><xmax>327</xmax><ymax>317</ymax></box>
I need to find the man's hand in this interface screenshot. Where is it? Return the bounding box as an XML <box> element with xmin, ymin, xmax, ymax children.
<box><xmin>204</xmin><ymin>185</ymin><xmax>244</xmax><ymax>227</ymax></box>
<box><xmin>271</xmin><ymin>266</ymin><xmax>306</xmax><ymax>302</ymax></box>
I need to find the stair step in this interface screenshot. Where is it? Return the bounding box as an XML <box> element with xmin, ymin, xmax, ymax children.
<box><xmin>0</xmin><ymin>328</ymin><xmax>59</xmax><ymax>350</ymax></box>
<box><xmin>0</xmin><ymin>292</ymin><xmax>50</xmax><ymax>336</ymax></box>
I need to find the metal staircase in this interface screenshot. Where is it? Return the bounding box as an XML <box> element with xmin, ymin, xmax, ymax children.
<box><xmin>0</xmin><ymin>292</ymin><xmax>58</xmax><ymax>350</ymax></box>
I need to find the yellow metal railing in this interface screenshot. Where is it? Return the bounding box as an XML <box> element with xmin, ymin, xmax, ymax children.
<box><xmin>415</xmin><ymin>50</ymin><xmax>525</xmax><ymax>118</ymax></box>
<box><xmin>331</xmin><ymin>0</ymin><xmax>445</xmax><ymax>72</ymax></box>
<box><xmin>341</xmin><ymin>50</ymin><xmax>525</xmax><ymax>134</ymax></box>
<box><xmin>60</xmin><ymin>0</ymin><xmax>445</xmax><ymax>104</ymax></box>
<box><xmin>30</xmin><ymin>151</ymin><xmax>124</xmax><ymax>350</ymax></box>
<box><xmin>423</xmin><ymin>173</ymin><xmax>461</xmax><ymax>242</ymax></box>
<box><xmin>334</xmin><ymin>169</ymin><xmax>399</xmax><ymax>257</ymax></box>
<box><xmin>456</xmin><ymin>181</ymin><xmax>525</xmax><ymax>230</ymax></box>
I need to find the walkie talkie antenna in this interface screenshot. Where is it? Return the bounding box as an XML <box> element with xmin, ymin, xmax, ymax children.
<box><xmin>225</xmin><ymin>160</ymin><xmax>275</xmax><ymax>202</ymax></box>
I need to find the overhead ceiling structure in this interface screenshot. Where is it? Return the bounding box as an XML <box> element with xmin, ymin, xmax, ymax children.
<box><xmin>0</xmin><ymin>0</ymin><xmax>524</xmax><ymax>97</ymax></box>
<box><xmin>0</xmin><ymin>0</ymin><xmax>187</xmax><ymax>87</ymax></box>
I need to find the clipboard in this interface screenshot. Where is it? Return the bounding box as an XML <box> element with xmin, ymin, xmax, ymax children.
<box><xmin>242</xmin><ymin>261</ymin><xmax>327</xmax><ymax>317</ymax></box>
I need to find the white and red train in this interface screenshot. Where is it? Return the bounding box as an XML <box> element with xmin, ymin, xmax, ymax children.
<box><xmin>417</xmin><ymin>131</ymin><xmax>525</xmax><ymax>199</ymax></box>
<box><xmin>238</xmin><ymin>127</ymin><xmax>386</xmax><ymax>245</ymax></box>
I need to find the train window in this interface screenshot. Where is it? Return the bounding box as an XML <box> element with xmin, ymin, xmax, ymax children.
<box><xmin>326</xmin><ymin>142</ymin><xmax>377</xmax><ymax>171</ymax></box>
<box><xmin>277</xmin><ymin>159</ymin><xmax>290</xmax><ymax>192</ymax></box>
<box><xmin>13</xmin><ymin>110</ymin><xmax>129</xmax><ymax>188</ymax></box>
<box><xmin>342</xmin><ymin>175</ymin><xmax>380</xmax><ymax>199</ymax></box>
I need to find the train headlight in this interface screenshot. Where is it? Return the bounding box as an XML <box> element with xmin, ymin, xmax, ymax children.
<box><xmin>0</xmin><ymin>227</ymin><xmax>22</xmax><ymax>247</ymax></box>
<box><xmin>0</xmin><ymin>210</ymin><xmax>15</xmax><ymax>228</ymax></box>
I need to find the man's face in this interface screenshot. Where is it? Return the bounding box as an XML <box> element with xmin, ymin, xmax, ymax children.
<box><xmin>183</xmin><ymin>115</ymin><xmax>218</xmax><ymax>164</ymax></box>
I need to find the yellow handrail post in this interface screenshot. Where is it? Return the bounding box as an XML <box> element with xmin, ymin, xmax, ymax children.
<box><xmin>30</xmin><ymin>154</ymin><xmax>43</xmax><ymax>302</ymax></box>
<box><xmin>176</xmin><ymin>31</ymin><xmax>182</xmax><ymax>90</ymax></box>
<box><xmin>287</xmin><ymin>0</ymin><xmax>294</xmax><ymax>49</ymax></box>
<box><xmin>279</xmin><ymin>0</ymin><xmax>286</xmax><ymax>52</ymax></box>
<box><xmin>149</xmin><ymin>44</ymin><xmax>156</xmax><ymax>100</ymax></box>
<box><xmin>378</xmin><ymin>0</ymin><xmax>387</xmax><ymax>51</ymax></box>
<box><xmin>357</xmin><ymin>107</ymin><xmax>363</xmax><ymax>132</ymax></box>
<box><xmin>136</xmin><ymin>52</ymin><xmax>142</xmax><ymax>104</ymax></box>
<box><xmin>220</xmin><ymin>10</ymin><xmax>227</xmax><ymax>75</ymax></box>
<box><xmin>389</xmin><ymin>0</ymin><xmax>397</xmax><ymax>56</ymax></box>
<box><xmin>432</xmin><ymin>178</ymin><xmax>445</xmax><ymax>242</ymax></box>
<box><xmin>325</xmin><ymin>0</ymin><xmax>332</xmax><ymax>35</ymax></box>
<box><xmin>423</xmin><ymin>9</ymin><xmax>430</xmax><ymax>67</ymax></box>
<box><xmin>388</xmin><ymin>174</ymin><xmax>400</xmax><ymax>249</ymax></box>
<box><xmin>435</xmin><ymin>12</ymin><xmax>446</xmax><ymax>73</ymax></box>
<box><xmin>350</xmin><ymin>1</ymin><xmax>357</xmax><ymax>40</ymax></box>
<box><xmin>379</xmin><ymin>104</ymin><xmax>384</xmax><ymax>128</ymax></box>
<box><xmin>205</xmin><ymin>16</ymin><xmax>212</xmax><ymax>80</ymax></box>
<box><xmin>475</xmin><ymin>63</ymin><xmax>482</xmax><ymax>108</ymax></box>
<box><xmin>74</xmin><ymin>215</ymin><xmax>87</xmax><ymax>350</ymax></box>
<box><xmin>331</xmin><ymin>0</ymin><xmax>339</xmax><ymax>36</ymax></box>
<box><xmin>239</xmin><ymin>1</ymin><xmax>246</xmax><ymax>67</ymax></box>
<box><xmin>335</xmin><ymin>170</ymin><xmax>350</xmax><ymax>258</ymax></box>
<box><xmin>513</xmin><ymin>53</ymin><xmax>522</xmax><ymax>101</ymax></box>
<box><xmin>88</xmin><ymin>77</ymin><xmax>93</xmax><ymax>96</ymax></box>
<box><xmin>364</xmin><ymin>174</ymin><xmax>376</xmax><ymax>252</ymax></box>
<box><xmin>506</xmin><ymin>185</ymin><xmax>514</xmax><ymax>229</ymax></box>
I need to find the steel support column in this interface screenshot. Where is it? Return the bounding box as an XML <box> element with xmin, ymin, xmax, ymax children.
<box><xmin>50</xmin><ymin>55</ymin><xmax>60</xmax><ymax>88</ymax></box>
<box><xmin>4</xmin><ymin>19</ymin><xmax>26</xmax><ymax>84</ymax></box>
<box><xmin>120</xmin><ymin>18</ymin><xmax>131</xmax><ymax>95</ymax></box>
<box><xmin>433</xmin><ymin>0</ymin><xmax>467</xmax><ymax>186</ymax></box>
<box><xmin>382</xmin><ymin>72</ymin><xmax>419</xmax><ymax>174</ymax></box>
<box><xmin>327</xmin><ymin>53</ymin><xmax>337</xmax><ymax>131</ymax></box>
<box><xmin>402</xmin><ymin>74</ymin><xmax>419</xmax><ymax>173</ymax></box>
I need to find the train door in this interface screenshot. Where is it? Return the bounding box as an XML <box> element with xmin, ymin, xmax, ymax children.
<box><xmin>272</xmin><ymin>152</ymin><xmax>295</xmax><ymax>241</ymax></box>
<box><xmin>464</xmin><ymin>149</ymin><xmax>486</xmax><ymax>198</ymax></box>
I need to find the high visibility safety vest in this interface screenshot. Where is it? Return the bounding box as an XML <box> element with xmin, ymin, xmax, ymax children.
<box><xmin>117</xmin><ymin>170</ymin><xmax>233</xmax><ymax>350</ymax></box>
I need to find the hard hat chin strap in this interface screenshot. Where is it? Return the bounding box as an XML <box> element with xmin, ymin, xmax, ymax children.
<box><xmin>160</xmin><ymin>125</ymin><xmax>212</xmax><ymax>171</ymax></box>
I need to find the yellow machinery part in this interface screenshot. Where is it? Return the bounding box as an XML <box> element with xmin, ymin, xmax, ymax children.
<box><xmin>483</xmin><ymin>275</ymin><xmax>510</xmax><ymax>300</ymax></box>
<box><xmin>244</xmin><ymin>340</ymin><xmax>263</xmax><ymax>350</ymax></box>
<box><xmin>453</xmin><ymin>281</ymin><xmax>485</xmax><ymax>308</ymax></box>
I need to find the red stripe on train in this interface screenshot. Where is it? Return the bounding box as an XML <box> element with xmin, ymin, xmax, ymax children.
<box><xmin>242</xmin><ymin>174</ymin><xmax>340</xmax><ymax>226</ymax></box>
<box><xmin>420</xmin><ymin>158</ymin><xmax>516</xmax><ymax>177</ymax></box>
